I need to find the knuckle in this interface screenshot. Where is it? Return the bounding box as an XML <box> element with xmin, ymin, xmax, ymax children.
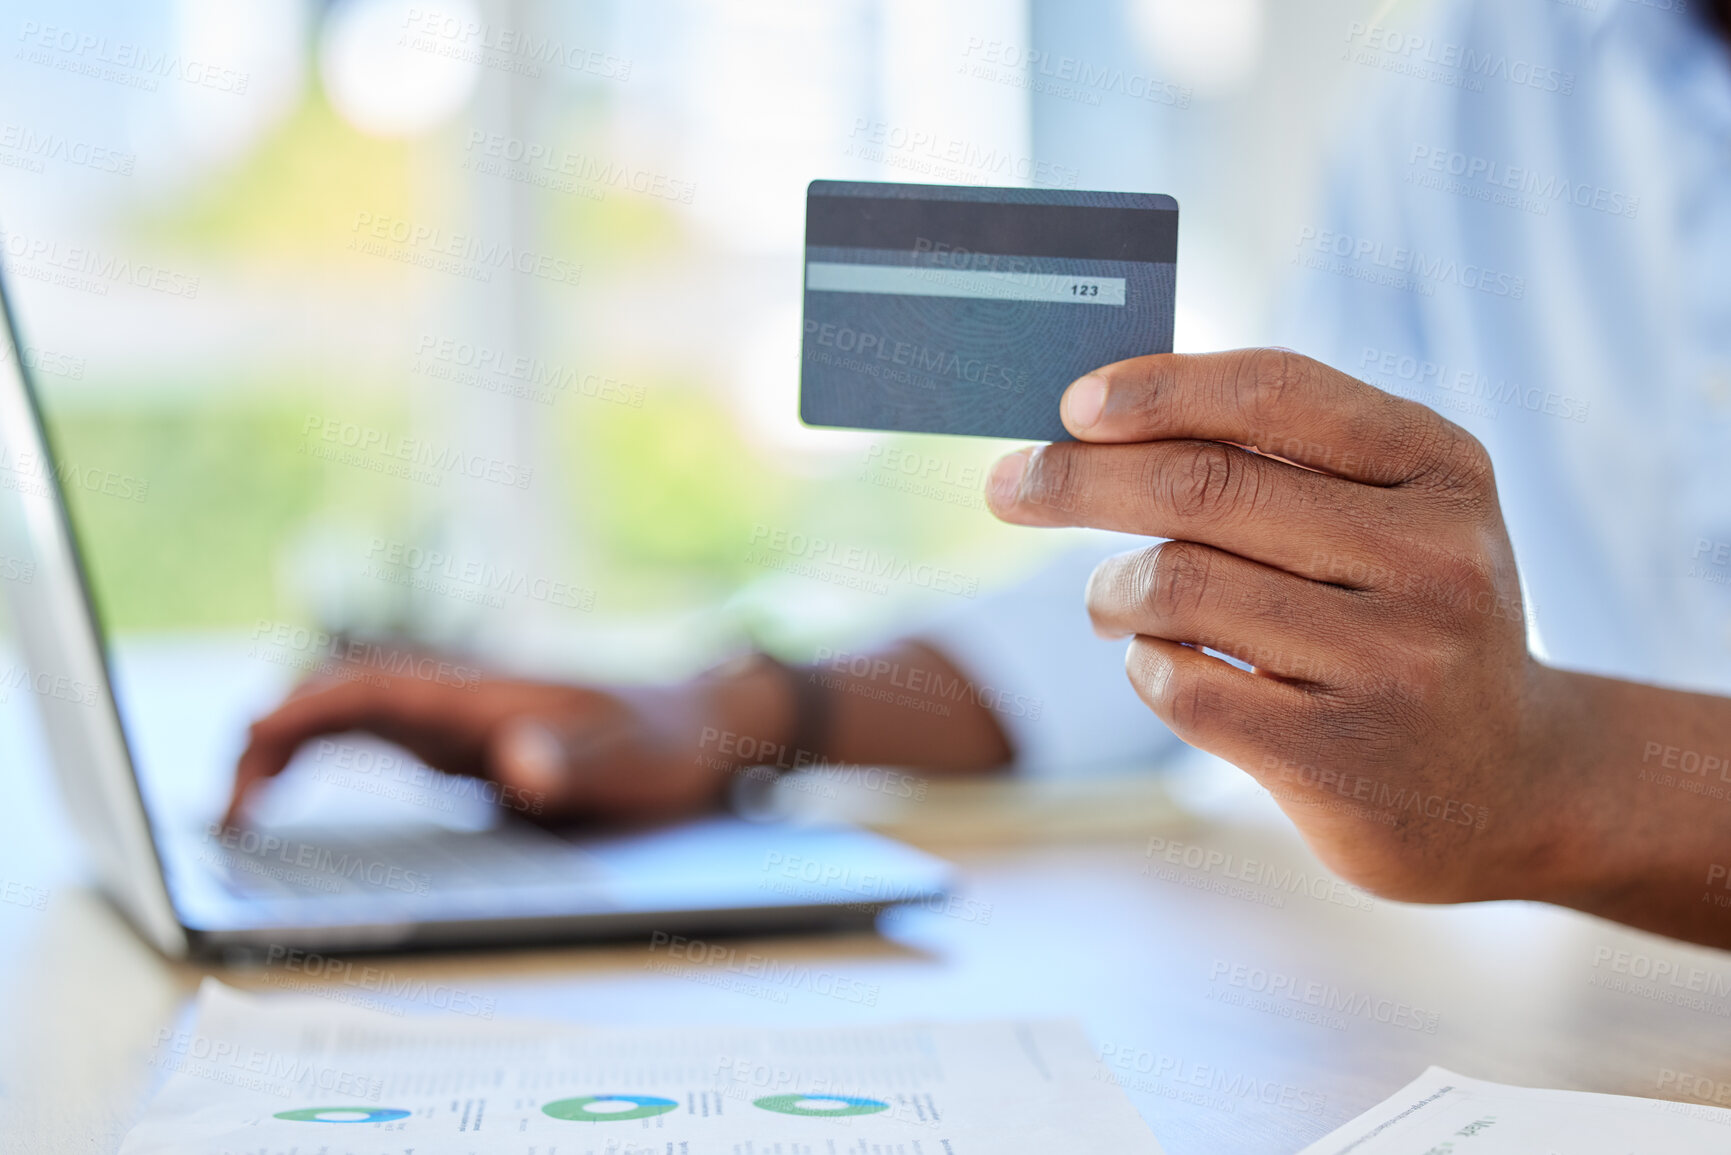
<box><xmin>1162</xmin><ymin>441</ymin><xmax>1245</xmax><ymax>523</ymax></box>
<box><xmin>1426</xmin><ymin>552</ymin><xmax>1513</xmax><ymax>627</ymax></box>
<box><xmin>1330</xmin><ymin>643</ymin><xmax>1436</xmax><ymax>715</ymax></box>
<box><xmin>1233</xmin><ymin>348</ymin><xmax>1308</xmax><ymax>426</ymax></box>
<box><xmin>1410</xmin><ymin>422</ymin><xmax>1496</xmax><ymax>502</ymax></box>
<box><xmin>1143</xmin><ymin>541</ymin><xmax>1215</xmax><ymax>624</ymax></box>
<box><xmin>1447</xmin><ymin>431</ymin><xmax>1497</xmax><ymax>494</ymax></box>
<box><xmin>1431</xmin><ymin>548</ymin><xmax>1496</xmax><ymax>599</ymax></box>
<box><xmin>1381</xmin><ymin>525</ymin><xmax>1497</xmax><ymax>609</ymax></box>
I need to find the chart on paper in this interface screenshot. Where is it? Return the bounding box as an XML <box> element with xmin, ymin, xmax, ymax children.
<box><xmin>118</xmin><ymin>980</ymin><xmax>1167</xmax><ymax>1154</ymax></box>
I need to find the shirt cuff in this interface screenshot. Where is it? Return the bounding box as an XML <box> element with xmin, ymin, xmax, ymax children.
<box><xmin>918</xmin><ymin>533</ymin><xmax>1180</xmax><ymax>777</ymax></box>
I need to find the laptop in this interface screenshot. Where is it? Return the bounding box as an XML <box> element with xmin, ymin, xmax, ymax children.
<box><xmin>0</xmin><ymin>264</ymin><xmax>951</xmax><ymax>962</ymax></box>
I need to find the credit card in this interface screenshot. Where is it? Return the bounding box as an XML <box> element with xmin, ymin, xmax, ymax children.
<box><xmin>800</xmin><ymin>180</ymin><xmax>1178</xmax><ymax>441</ymax></box>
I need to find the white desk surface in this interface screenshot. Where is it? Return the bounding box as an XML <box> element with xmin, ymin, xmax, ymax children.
<box><xmin>1</xmin><ymin>720</ymin><xmax>1728</xmax><ymax>1155</ymax></box>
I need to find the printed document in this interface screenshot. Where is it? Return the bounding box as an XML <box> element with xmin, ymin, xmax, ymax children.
<box><xmin>120</xmin><ymin>979</ymin><xmax>1166</xmax><ymax>1153</ymax></box>
<box><xmin>1298</xmin><ymin>1065</ymin><xmax>1731</xmax><ymax>1154</ymax></box>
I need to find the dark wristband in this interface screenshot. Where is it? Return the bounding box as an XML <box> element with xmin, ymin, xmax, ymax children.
<box><xmin>767</xmin><ymin>654</ymin><xmax>832</xmax><ymax>771</ymax></box>
<box><xmin>702</xmin><ymin>650</ymin><xmax>833</xmax><ymax>773</ymax></box>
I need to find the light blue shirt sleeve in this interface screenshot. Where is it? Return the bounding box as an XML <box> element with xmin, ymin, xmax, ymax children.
<box><xmin>1281</xmin><ymin>0</ymin><xmax>1731</xmax><ymax>694</ymax></box>
<box><xmin>920</xmin><ymin>533</ymin><xmax>1182</xmax><ymax>777</ymax></box>
<box><xmin>1275</xmin><ymin>24</ymin><xmax>1436</xmax><ymax>376</ymax></box>
<box><xmin>926</xmin><ymin>0</ymin><xmax>1731</xmax><ymax>775</ymax></box>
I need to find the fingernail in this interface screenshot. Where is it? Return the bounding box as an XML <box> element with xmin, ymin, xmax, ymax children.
<box><xmin>987</xmin><ymin>451</ymin><xmax>1028</xmax><ymax>506</ymax></box>
<box><xmin>1062</xmin><ymin>374</ymin><xmax>1107</xmax><ymax>430</ymax></box>
<box><xmin>498</xmin><ymin>718</ymin><xmax>567</xmax><ymax>791</ymax></box>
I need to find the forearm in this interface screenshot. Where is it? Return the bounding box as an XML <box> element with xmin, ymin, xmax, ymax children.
<box><xmin>810</xmin><ymin>640</ymin><xmax>1015</xmax><ymax>773</ymax></box>
<box><xmin>697</xmin><ymin>641</ymin><xmax>1014</xmax><ymax>779</ymax></box>
<box><xmin>1534</xmin><ymin>667</ymin><xmax>1731</xmax><ymax>947</ymax></box>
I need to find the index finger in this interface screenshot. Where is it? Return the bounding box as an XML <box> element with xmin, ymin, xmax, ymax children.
<box><xmin>1058</xmin><ymin>349</ymin><xmax>1471</xmax><ymax>487</ymax></box>
<box><xmin>222</xmin><ymin>679</ymin><xmax>389</xmax><ymax>828</ymax></box>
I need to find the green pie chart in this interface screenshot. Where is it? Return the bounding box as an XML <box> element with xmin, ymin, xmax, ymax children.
<box><xmin>274</xmin><ymin>1106</ymin><xmax>411</xmax><ymax>1123</ymax></box>
<box><xmin>753</xmin><ymin>1094</ymin><xmax>890</xmax><ymax>1117</ymax></box>
<box><xmin>542</xmin><ymin>1094</ymin><xmax>679</xmax><ymax>1122</ymax></box>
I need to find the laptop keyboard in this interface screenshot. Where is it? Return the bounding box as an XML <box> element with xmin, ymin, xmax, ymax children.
<box><xmin>210</xmin><ymin>823</ymin><xmax>602</xmax><ymax>901</ymax></box>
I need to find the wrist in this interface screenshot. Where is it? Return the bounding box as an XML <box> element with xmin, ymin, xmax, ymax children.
<box><xmin>1500</xmin><ymin>662</ymin><xmax>1609</xmax><ymax>905</ymax></box>
<box><xmin>690</xmin><ymin>653</ymin><xmax>802</xmax><ymax>774</ymax></box>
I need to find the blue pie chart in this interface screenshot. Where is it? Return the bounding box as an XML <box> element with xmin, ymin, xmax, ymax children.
<box><xmin>275</xmin><ymin>1106</ymin><xmax>411</xmax><ymax>1123</ymax></box>
<box><xmin>754</xmin><ymin>1094</ymin><xmax>890</xmax><ymax>1117</ymax></box>
<box><xmin>542</xmin><ymin>1094</ymin><xmax>680</xmax><ymax>1122</ymax></box>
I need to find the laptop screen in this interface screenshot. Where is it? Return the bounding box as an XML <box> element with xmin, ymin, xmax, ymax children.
<box><xmin>0</xmin><ymin>267</ymin><xmax>185</xmax><ymax>952</ymax></box>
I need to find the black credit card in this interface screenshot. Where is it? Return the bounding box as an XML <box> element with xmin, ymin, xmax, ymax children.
<box><xmin>800</xmin><ymin>180</ymin><xmax>1178</xmax><ymax>441</ymax></box>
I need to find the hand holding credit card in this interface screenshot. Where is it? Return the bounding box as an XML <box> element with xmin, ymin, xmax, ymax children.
<box><xmin>800</xmin><ymin>180</ymin><xmax>1178</xmax><ymax>441</ymax></box>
